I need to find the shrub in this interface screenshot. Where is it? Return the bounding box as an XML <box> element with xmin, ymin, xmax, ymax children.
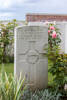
<box><xmin>49</xmin><ymin>54</ymin><xmax>67</xmax><ymax>96</ymax></box>
<box><xmin>46</xmin><ymin>22</ymin><xmax>67</xmax><ymax>97</ymax></box>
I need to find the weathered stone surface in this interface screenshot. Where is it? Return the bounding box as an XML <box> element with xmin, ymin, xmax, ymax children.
<box><xmin>14</xmin><ymin>26</ymin><xmax>48</xmax><ymax>90</ymax></box>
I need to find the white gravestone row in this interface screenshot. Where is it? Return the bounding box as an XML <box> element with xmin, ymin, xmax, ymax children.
<box><xmin>14</xmin><ymin>26</ymin><xmax>48</xmax><ymax>89</ymax></box>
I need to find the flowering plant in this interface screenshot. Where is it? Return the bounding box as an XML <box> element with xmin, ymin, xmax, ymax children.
<box><xmin>48</xmin><ymin>23</ymin><xmax>61</xmax><ymax>49</ymax></box>
<box><xmin>45</xmin><ymin>23</ymin><xmax>61</xmax><ymax>61</ymax></box>
<box><xmin>46</xmin><ymin>22</ymin><xmax>67</xmax><ymax>97</ymax></box>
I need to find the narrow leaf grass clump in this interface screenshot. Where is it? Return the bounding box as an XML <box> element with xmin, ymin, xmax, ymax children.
<box><xmin>0</xmin><ymin>72</ymin><xmax>25</xmax><ymax>100</ymax></box>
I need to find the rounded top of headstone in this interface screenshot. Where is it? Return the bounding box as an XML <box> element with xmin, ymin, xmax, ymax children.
<box><xmin>15</xmin><ymin>25</ymin><xmax>48</xmax><ymax>42</ymax></box>
<box><xmin>15</xmin><ymin>25</ymin><xmax>48</xmax><ymax>30</ymax></box>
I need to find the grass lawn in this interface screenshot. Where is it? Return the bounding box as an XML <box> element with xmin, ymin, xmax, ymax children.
<box><xmin>0</xmin><ymin>63</ymin><xmax>14</xmax><ymax>75</ymax></box>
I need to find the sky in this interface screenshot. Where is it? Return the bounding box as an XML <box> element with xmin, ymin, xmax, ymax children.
<box><xmin>0</xmin><ymin>0</ymin><xmax>67</xmax><ymax>20</ymax></box>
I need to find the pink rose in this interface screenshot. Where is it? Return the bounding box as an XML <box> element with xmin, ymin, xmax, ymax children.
<box><xmin>48</xmin><ymin>30</ymin><xmax>50</xmax><ymax>33</ymax></box>
<box><xmin>50</xmin><ymin>26</ymin><xmax>55</xmax><ymax>30</ymax></box>
<box><xmin>52</xmin><ymin>31</ymin><xmax>57</xmax><ymax>38</ymax></box>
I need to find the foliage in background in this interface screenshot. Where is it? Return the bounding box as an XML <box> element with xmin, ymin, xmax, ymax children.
<box><xmin>0</xmin><ymin>72</ymin><xmax>25</xmax><ymax>100</ymax></box>
<box><xmin>0</xmin><ymin>19</ymin><xmax>18</xmax><ymax>63</ymax></box>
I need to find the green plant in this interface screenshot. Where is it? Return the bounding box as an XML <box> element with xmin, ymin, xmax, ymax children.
<box><xmin>46</xmin><ymin>22</ymin><xmax>67</xmax><ymax>97</ymax></box>
<box><xmin>22</xmin><ymin>89</ymin><xmax>61</xmax><ymax>100</ymax></box>
<box><xmin>0</xmin><ymin>72</ymin><xmax>26</xmax><ymax>100</ymax></box>
<box><xmin>49</xmin><ymin>54</ymin><xmax>67</xmax><ymax>96</ymax></box>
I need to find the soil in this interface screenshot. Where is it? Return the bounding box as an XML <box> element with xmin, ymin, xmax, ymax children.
<box><xmin>61</xmin><ymin>96</ymin><xmax>67</xmax><ymax>100</ymax></box>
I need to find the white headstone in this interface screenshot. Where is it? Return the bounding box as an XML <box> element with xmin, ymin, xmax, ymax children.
<box><xmin>14</xmin><ymin>26</ymin><xmax>48</xmax><ymax>89</ymax></box>
<box><xmin>56</xmin><ymin>22</ymin><xmax>67</xmax><ymax>53</ymax></box>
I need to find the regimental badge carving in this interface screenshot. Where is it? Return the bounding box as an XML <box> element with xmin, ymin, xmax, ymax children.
<box><xmin>26</xmin><ymin>50</ymin><xmax>39</xmax><ymax>64</ymax></box>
